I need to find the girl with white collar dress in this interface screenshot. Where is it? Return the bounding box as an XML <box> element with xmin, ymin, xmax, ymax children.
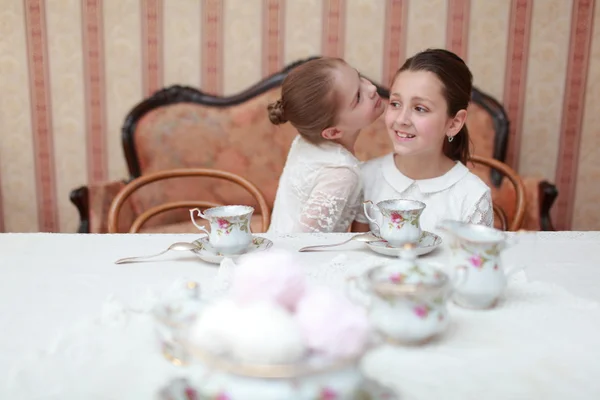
<box><xmin>355</xmin><ymin>49</ymin><xmax>494</xmax><ymax>233</ymax></box>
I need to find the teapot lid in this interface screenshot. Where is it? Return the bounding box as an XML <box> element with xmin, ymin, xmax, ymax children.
<box><xmin>368</xmin><ymin>243</ymin><xmax>448</xmax><ymax>294</ymax></box>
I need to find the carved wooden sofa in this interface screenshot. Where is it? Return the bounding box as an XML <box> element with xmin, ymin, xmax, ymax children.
<box><xmin>69</xmin><ymin>57</ymin><xmax>558</xmax><ymax>233</ymax></box>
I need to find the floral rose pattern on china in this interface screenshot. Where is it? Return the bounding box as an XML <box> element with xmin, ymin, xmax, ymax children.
<box><xmin>251</xmin><ymin>236</ymin><xmax>266</xmax><ymax>247</ymax></box>
<box><xmin>460</xmin><ymin>243</ymin><xmax>501</xmax><ymax>271</ymax></box>
<box><xmin>385</xmin><ymin>209</ymin><xmax>421</xmax><ymax>231</ymax></box>
<box><xmin>413</xmin><ymin>304</ymin><xmax>430</xmax><ymax>318</ymax></box>
<box><xmin>319</xmin><ymin>387</ymin><xmax>338</xmax><ymax>399</ymax></box>
<box><xmin>414</xmin><ymin>300</ymin><xmax>445</xmax><ymax>321</ymax></box>
<box><xmin>217</xmin><ymin>218</ymin><xmax>231</xmax><ymax>233</ymax></box>
<box><xmin>191</xmin><ymin>236</ymin><xmax>273</xmax><ymax>257</ymax></box>
<box><xmin>215</xmin><ymin>215</ymin><xmax>250</xmax><ymax>236</ymax></box>
<box><xmin>389</xmin><ymin>273</ymin><xmax>406</xmax><ymax>284</ymax></box>
<box><xmin>469</xmin><ymin>254</ymin><xmax>484</xmax><ymax>268</ymax></box>
<box><xmin>387</xmin><ymin>264</ymin><xmax>427</xmax><ymax>285</ymax></box>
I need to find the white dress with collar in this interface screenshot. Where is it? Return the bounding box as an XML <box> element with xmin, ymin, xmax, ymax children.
<box><xmin>268</xmin><ymin>135</ymin><xmax>362</xmax><ymax>233</ymax></box>
<box><xmin>355</xmin><ymin>153</ymin><xmax>493</xmax><ymax>234</ymax></box>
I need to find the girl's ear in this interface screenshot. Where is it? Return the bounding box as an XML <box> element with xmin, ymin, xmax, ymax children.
<box><xmin>321</xmin><ymin>127</ymin><xmax>343</xmax><ymax>140</ymax></box>
<box><xmin>447</xmin><ymin>109</ymin><xmax>467</xmax><ymax>137</ymax></box>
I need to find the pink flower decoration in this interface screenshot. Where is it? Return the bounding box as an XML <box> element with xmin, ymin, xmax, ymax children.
<box><xmin>390</xmin><ymin>211</ymin><xmax>403</xmax><ymax>223</ymax></box>
<box><xmin>320</xmin><ymin>387</ymin><xmax>338</xmax><ymax>399</ymax></box>
<box><xmin>494</xmin><ymin>264</ymin><xmax>499</xmax><ymax>270</ymax></box>
<box><xmin>413</xmin><ymin>304</ymin><xmax>429</xmax><ymax>318</ymax></box>
<box><xmin>215</xmin><ymin>392</ymin><xmax>230</xmax><ymax>400</ymax></box>
<box><xmin>231</xmin><ymin>250</ymin><xmax>306</xmax><ymax>311</ymax></box>
<box><xmin>468</xmin><ymin>255</ymin><xmax>484</xmax><ymax>268</ymax></box>
<box><xmin>184</xmin><ymin>387</ymin><xmax>198</xmax><ymax>400</ymax></box>
<box><xmin>389</xmin><ymin>273</ymin><xmax>405</xmax><ymax>284</ymax></box>
<box><xmin>217</xmin><ymin>218</ymin><xmax>230</xmax><ymax>229</ymax></box>
<box><xmin>295</xmin><ymin>286</ymin><xmax>371</xmax><ymax>358</ymax></box>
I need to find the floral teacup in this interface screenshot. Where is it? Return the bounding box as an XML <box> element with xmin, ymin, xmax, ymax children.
<box><xmin>189</xmin><ymin>205</ymin><xmax>253</xmax><ymax>255</ymax></box>
<box><xmin>363</xmin><ymin>199</ymin><xmax>426</xmax><ymax>247</ymax></box>
<box><xmin>437</xmin><ymin>220</ymin><xmax>521</xmax><ymax>309</ymax></box>
<box><xmin>348</xmin><ymin>244</ymin><xmax>465</xmax><ymax>344</ymax></box>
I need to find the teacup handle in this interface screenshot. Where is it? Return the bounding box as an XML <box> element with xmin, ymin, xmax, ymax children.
<box><xmin>346</xmin><ymin>276</ymin><xmax>373</xmax><ymax>309</ymax></box>
<box><xmin>362</xmin><ymin>201</ymin><xmax>381</xmax><ymax>232</ymax></box>
<box><xmin>189</xmin><ymin>208</ymin><xmax>210</xmax><ymax>235</ymax></box>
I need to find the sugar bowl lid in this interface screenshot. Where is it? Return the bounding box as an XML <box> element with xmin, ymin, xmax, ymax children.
<box><xmin>367</xmin><ymin>243</ymin><xmax>448</xmax><ymax>294</ymax></box>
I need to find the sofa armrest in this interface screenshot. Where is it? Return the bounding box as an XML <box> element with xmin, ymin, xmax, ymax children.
<box><xmin>492</xmin><ymin>177</ymin><xmax>557</xmax><ymax>231</ymax></box>
<box><xmin>69</xmin><ymin>186</ymin><xmax>91</xmax><ymax>233</ymax></box>
<box><xmin>538</xmin><ymin>181</ymin><xmax>558</xmax><ymax>231</ymax></box>
<box><xmin>69</xmin><ymin>180</ymin><xmax>135</xmax><ymax>233</ymax></box>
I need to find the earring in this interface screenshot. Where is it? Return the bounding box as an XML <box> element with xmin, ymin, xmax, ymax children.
<box><xmin>447</xmin><ymin>135</ymin><xmax>454</xmax><ymax>143</ymax></box>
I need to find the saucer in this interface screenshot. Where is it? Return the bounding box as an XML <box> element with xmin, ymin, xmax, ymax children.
<box><xmin>365</xmin><ymin>231</ymin><xmax>442</xmax><ymax>257</ymax></box>
<box><xmin>191</xmin><ymin>236</ymin><xmax>273</xmax><ymax>264</ymax></box>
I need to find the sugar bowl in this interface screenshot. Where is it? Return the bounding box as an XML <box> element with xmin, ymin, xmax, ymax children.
<box><xmin>348</xmin><ymin>244</ymin><xmax>466</xmax><ymax>344</ymax></box>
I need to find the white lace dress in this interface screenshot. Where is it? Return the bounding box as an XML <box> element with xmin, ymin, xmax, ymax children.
<box><xmin>268</xmin><ymin>136</ymin><xmax>362</xmax><ymax>233</ymax></box>
<box><xmin>355</xmin><ymin>154</ymin><xmax>493</xmax><ymax>233</ymax></box>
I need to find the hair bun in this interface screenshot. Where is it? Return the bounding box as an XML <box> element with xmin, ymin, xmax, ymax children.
<box><xmin>268</xmin><ymin>99</ymin><xmax>288</xmax><ymax>125</ymax></box>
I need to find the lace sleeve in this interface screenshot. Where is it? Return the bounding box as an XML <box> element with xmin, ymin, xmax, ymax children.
<box><xmin>299</xmin><ymin>167</ymin><xmax>360</xmax><ymax>233</ymax></box>
<box><xmin>354</xmin><ymin>191</ymin><xmax>368</xmax><ymax>224</ymax></box>
<box><xmin>467</xmin><ymin>190</ymin><xmax>494</xmax><ymax>227</ymax></box>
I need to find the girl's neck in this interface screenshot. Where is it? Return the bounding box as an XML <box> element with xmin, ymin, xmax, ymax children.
<box><xmin>393</xmin><ymin>153</ymin><xmax>456</xmax><ymax>180</ymax></box>
<box><xmin>334</xmin><ymin>129</ymin><xmax>360</xmax><ymax>155</ymax></box>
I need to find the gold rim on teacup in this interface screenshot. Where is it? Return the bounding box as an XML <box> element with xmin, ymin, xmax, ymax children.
<box><xmin>181</xmin><ymin>341</ymin><xmax>367</xmax><ymax>379</ymax></box>
<box><xmin>199</xmin><ymin>205</ymin><xmax>254</xmax><ymax>218</ymax></box>
<box><xmin>365</xmin><ymin>198</ymin><xmax>426</xmax><ymax>211</ymax></box>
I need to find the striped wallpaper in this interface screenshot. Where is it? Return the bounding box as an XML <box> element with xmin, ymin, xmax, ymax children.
<box><xmin>0</xmin><ymin>0</ymin><xmax>598</xmax><ymax>232</ymax></box>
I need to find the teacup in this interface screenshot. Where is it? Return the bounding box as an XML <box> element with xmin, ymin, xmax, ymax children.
<box><xmin>437</xmin><ymin>220</ymin><xmax>521</xmax><ymax>309</ymax></box>
<box><xmin>189</xmin><ymin>205</ymin><xmax>254</xmax><ymax>255</ymax></box>
<box><xmin>363</xmin><ymin>199</ymin><xmax>426</xmax><ymax>247</ymax></box>
<box><xmin>348</xmin><ymin>245</ymin><xmax>466</xmax><ymax>344</ymax></box>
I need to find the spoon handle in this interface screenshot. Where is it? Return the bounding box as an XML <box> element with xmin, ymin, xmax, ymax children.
<box><xmin>298</xmin><ymin>236</ymin><xmax>356</xmax><ymax>252</ymax></box>
<box><xmin>114</xmin><ymin>248</ymin><xmax>171</xmax><ymax>264</ymax></box>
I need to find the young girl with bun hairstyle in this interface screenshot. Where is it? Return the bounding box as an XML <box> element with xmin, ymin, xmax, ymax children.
<box><xmin>268</xmin><ymin>57</ymin><xmax>385</xmax><ymax>233</ymax></box>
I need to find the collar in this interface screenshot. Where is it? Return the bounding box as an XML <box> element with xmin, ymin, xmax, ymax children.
<box><xmin>382</xmin><ymin>154</ymin><xmax>470</xmax><ymax>194</ymax></box>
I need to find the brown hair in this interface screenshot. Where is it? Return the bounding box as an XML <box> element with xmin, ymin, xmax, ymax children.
<box><xmin>394</xmin><ymin>49</ymin><xmax>473</xmax><ymax>164</ymax></box>
<box><xmin>268</xmin><ymin>57</ymin><xmax>345</xmax><ymax>143</ymax></box>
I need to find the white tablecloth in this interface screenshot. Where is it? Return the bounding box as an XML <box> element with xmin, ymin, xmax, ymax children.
<box><xmin>0</xmin><ymin>231</ymin><xmax>599</xmax><ymax>399</ymax></box>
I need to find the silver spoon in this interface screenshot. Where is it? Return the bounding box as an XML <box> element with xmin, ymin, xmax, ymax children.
<box><xmin>298</xmin><ymin>232</ymin><xmax>383</xmax><ymax>252</ymax></box>
<box><xmin>114</xmin><ymin>242</ymin><xmax>199</xmax><ymax>264</ymax></box>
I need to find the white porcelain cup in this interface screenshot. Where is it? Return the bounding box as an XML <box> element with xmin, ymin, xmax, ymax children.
<box><xmin>189</xmin><ymin>205</ymin><xmax>253</xmax><ymax>255</ymax></box>
<box><xmin>363</xmin><ymin>199</ymin><xmax>426</xmax><ymax>247</ymax></box>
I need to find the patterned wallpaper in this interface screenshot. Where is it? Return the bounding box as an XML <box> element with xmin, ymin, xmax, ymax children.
<box><xmin>0</xmin><ymin>0</ymin><xmax>598</xmax><ymax>232</ymax></box>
